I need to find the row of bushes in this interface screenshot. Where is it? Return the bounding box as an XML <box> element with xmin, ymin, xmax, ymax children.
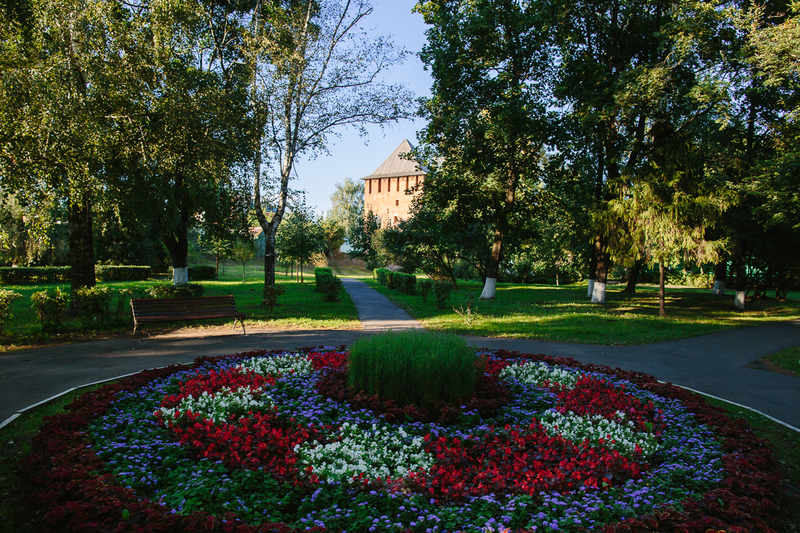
<box><xmin>374</xmin><ymin>269</ymin><xmax>453</xmax><ymax>309</ymax></box>
<box><xmin>0</xmin><ymin>283</ymin><xmax>205</xmax><ymax>333</ymax></box>
<box><xmin>374</xmin><ymin>268</ymin><xmax>417</xmax><ymax>295</ymax></box>
<box><xmin>314</xmin><ymin>267</ymin><xmax>343</xmax><ymax>302</ymax></box>
<box><xmin>0</xmin><ymin>265</ymin><xmax>221</xmax><ymax>285</ymax></box>
<box><xmin>0</xmin><ymin>266</ymin><xmax>154</xmax><ymax>284</ymax></box>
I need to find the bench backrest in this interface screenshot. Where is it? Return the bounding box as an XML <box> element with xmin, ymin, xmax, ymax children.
<box><xmin>130</xmin><ymin>295</ymin><xmax>241</xmax><ymax>318</ymax></box>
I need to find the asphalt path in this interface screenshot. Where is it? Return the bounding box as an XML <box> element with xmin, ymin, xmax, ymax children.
<box><xmin>1</xmin><ymin>278</ymin><xmax>798</xmax><ymax>429</ymax></box>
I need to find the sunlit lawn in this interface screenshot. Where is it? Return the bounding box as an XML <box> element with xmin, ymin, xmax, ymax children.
<box><xmin>0</xmin><ymin>261</ymin><xmax>360</xmax><ymax>351</ymax></box>
<box><xmin>366</xmin><ymin>279</ymin><xmax>800</xmax><ymax>346</ymax></box>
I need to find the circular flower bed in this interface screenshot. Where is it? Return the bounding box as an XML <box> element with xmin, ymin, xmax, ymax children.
<box><xmin>19</xmin><ymin>347</ymin><xmax>781</xmax><ymax>532</ymax></box>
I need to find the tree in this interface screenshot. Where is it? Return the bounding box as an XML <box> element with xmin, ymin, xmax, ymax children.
<box><xmin>249</xmin><ymin>0</ymin><xmax>414</xmax><ymax>302</ymax></box>
<box><xmin>231</xmin><ymin>239</ymin><xmax>256</xmax><ymax>282</ymax></box>
<box><xmin>416</xmin><ymin>0</ymin><xmax>553</xmax><ymax>299</ymax></box>
<box><xmin>328</xmin><ymin>178</ymin><xmax>365</xmax><ymax>243</ymax></box>
<box><xmin>320</xmin><ymin>218</ymin><xmax>346</xmax><ymax>260</ymax></box>
<box><xmin>348</xmin><ymin>209</ymin><xmax>381</xmax><ymax>269</ymax></box>
<box><xmin>275</xmin><ymin>202</ymin><xmax>324</xmax><ymax>283</ymax></box>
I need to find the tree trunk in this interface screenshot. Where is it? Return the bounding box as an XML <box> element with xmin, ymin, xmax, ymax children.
<box><xmin>479</xmin><ymin>227</ymin><xmax>503</xmax><ymax>299</ymax></box>
<box><xmin>68</xmin><ymin>194</ymin><xmax>95</xmax><ymax>295</ymax></box>
<box><xmin>163</xmin><ymin>211</ymin><xmax>189</xmax><ymax>285</ymax></box>
<box><xmin>732</xmin><ymin>251</ymin><xmax>747</xmax><ymax>310</ymax></box>
<box><xmin>659</xmin><ymin>263</ymin><xmax>667</xmax><ymax>318</ymax></box>
<box><xmin>591</xmin><ymin>234</ymin><xmax>609</xmax><ymax>304</ymax></box>
<box><xmin>587</xmin><ymin>239</ymin><xmax>598</xmax><ymax>298</ymax></box>
<box><xmin>712</xmin><ymin>260</ymin><xmax>727</xmax><ymax>295</ymax></box>
<box><xmin>622</xmin><ymin>259</ymin><xmax>643</xmax><ymax>293</ymax></box>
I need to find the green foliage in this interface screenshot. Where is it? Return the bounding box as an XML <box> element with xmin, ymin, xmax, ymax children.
<box><xmin>230</xmin><ymin>240</ymin><xmax>256</xmax><ymax>283</ymax></box>
<box><xmin>30</xmin><ymin>288</ymin><xmax>68</xmax><ymax>331</ymax></box>
<box><xmin>147</xmin><ymin>284</ymin><xmax>205</xmax><ymax>299</ymax></box>
<box><xmin>0</xmin><ymin>266</ymin><xmax>70</xmax><ymax>284</ymax></box>
<box><xmin>374</xmin><ymin>268</ymin><xmax>417</xmax><ymax>295</ymax></box>
<box><xmin>327</xmin><ymin>178</ymin><xmax>365</xmax><ymax>243</ymax></box>
<box><xmin>316</xmin><ymin>271</ymin><xmax>344</xmax><ymax>302</ymax></box>
<box><xmin>314</xmin><ymin>267</ymin><xmax>333</xmax><ymax>292</ymax></box>
<box><xmin>188</xmin><ymin>265</ymin><xmax>217</xmax><ymax>281</ymax></box>
<box><xmin>348</xmin><ymin>331</ymin><xmax>477</xmax><ymax>410</ymax></box>
<box><xmin>666</xmin><ymin>270</ymin><xmax>710</xmax><ymax>289</ymax></box>
<box><xmin>417</xmin><ymin>279</ymin><xmax>434</xmax><ymax>303</ymax></box>
<box><xmin>432</xmin><ymin>281</ymin><xmax>452</xmax><ymax>309</ymax></box>
<box><xmin>0</xmin><ymin>288</ymin><xmax>21</xmax><ymax>329</ymax></box>
<box><xmin>262</xmin><ymin>285</ymin><xmax>286</xmax><ymax>312</ymax></box>
<box><xmin>348</xmin><ymin>210</ymin><xmax>381</xmax><ymax>268</ymax></box>
<box><xmin>95</xmin><ymin>266</ymin><xmax>151</xmax><ymax>282</ymax></box>
<box><xmin>74</xmin><ymin>286</ymin><xmax>113</xmax><ymax>328</ymax></box>
<box><xmin>276</xmin><ymin>203</ymin><xmax>325</xmax><ymax>283</ymax></box>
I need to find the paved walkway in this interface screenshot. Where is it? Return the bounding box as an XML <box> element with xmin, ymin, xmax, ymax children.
<box><xmin>1</xmin><ymin>278</ymin><xmax>798</xmax><ymax>430</ymax></box>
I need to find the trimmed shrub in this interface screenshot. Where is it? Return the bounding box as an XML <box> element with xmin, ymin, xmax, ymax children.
<box><xmin>74</xmin><ymin>286</ymin><xmax>113</xmax><ymax>327</ymax></box>
<box><xmin>147</xmin><ymin>283</ymin><xmax>205</xmax><ymax>299</ymax></box>
<box><xmin>433</xmin><ymin>281</ymin><xmax>452</xmax><ymax>309</ymax></box>
<box><xmin>374</xmin><ymin>268</ymin><xmax>416</xmax><ymax>295</ymax></box>
<box><xmin>95</xmin><ymin>265</ymin><xmax>151</xmax><ymax>282</ymax></box>
<box><xmin>188</xmin><ymin>265</ymin><xmax>217</xmax><ymax>281</ymax></box>
<box><xmin>314</xmin><ymin>267</ymin><xmax>333</xmax><ymax>292</ymax></box>
<box><xmin>318</xmin><ymin>272</ymin><xmax>344</xmax><ymax>302</ymax></box>
<box><xmin>348</xmin><ymin>331</ymin><xmax>477</xmax><ymax>410</ymax></box>
<box><xmin>0</xmin><ymin>266</ymin><xmax>70</xmax><ymax>284</ymax></box>
<box><xmin>0</xmin><ymin>288</ymin><xmax>21</xmax><ymax>330</ymax></box>
<box><xmin>417</xmin><ymin>279</ymin><xmax>433</xmax><ymax>303</ymax></box>
<box><xmin>374</xmin><ymin>268</ymin><xmax>390</xmax><ymax>287</ymax></box>
<box><xmin>30</xmin><ymin>288</ymin><xmax>69</xmax><ymax>331</ymax></box>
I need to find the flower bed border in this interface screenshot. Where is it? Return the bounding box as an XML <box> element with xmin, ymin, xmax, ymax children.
<box><xmin>17</xmin><ymin>347</ymin><xmax>782</xmax><ymax>532</ymax></box>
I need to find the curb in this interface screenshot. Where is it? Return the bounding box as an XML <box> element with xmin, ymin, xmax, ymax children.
<box><xmin>0</xmin><ymin>363</ymin><xmax>193</xmax><ymax>431</ymax></box>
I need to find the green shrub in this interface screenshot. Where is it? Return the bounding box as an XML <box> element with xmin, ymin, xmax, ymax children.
<box><xmin>348</xmin><ymin>331</ymin><xmax>477</xmax><ymax>410</ymax></box>
<box><xmin>95</xmin><ymin>265</ymin><xmax>151</xmax><ymax>281</ymax></box>
<box><xmin>417</xmin><ymin>279</ymin><xmax>433</xmax><ymax>303</ymax></box>
<box><xmin>394</xmin><ymin>271</ymin><xmax>416</xmax><ymax>295</ymax></box>
<box><xmin>374</xmin><ymin>268</ymin><xmax>390</xmax><ymax>286</ymax></box>
<box><xmin>147</xmin><ymin>283</ymin><xmax>205</xmax><ymax>299</ymax></box>
<box><xmin>74</xmin><ymin>286</ymin><xmax>113</xmax><ymax>327</ymax></box>
<box><xmin>0</xmin><ymin>266</ymin><xmax>70</xmax><ymax>284</ymax></box>
<box><xmin>0</xmin><ymin>288</ymin><xmax>21</xmax><ymax>330</ymax></box>
<box><xmin>432</xmin><ymin>281</ymin><xmax>452</xmax><ymax>309</ymax></box>
<box><xmin>262</xmin><ymin>284</ymin><xmax>286</xmax><ymax>311</ymax></box>
<box><xmin>314</xmin><ymin>267</ymin><xmax>333</xmax><ymax>292</ymax></box>
<box><xmin>666</xmin><ymin>270</ymin><xmax>709</xmax><ymax>288</ymax></box>
<box><xmin>188</xmin><ymin>265</ymin><xmax>217</xmax><ymax>281</ymax></box>
<box><xmin>30</xmin><ymin>288</ymin><xmax>69</xmax><ymax>331</ymax></box>
<box><xmin>317</xmin><ymin>272</ymin><xmax>344</xmax><ymax>302</ymax></box>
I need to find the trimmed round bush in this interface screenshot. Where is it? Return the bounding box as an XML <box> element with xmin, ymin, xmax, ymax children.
<box><xmin>348</xmin><ymin>331</ymin><xmax>477</xmax><ymax>410</ymax></box>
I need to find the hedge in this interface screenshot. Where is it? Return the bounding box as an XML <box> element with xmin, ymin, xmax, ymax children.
<box><xmin>188</xmin><ymin>265</ymin><xmax>217</xmax><ymax>281</ymax></box>
<box><xmin>0</xmin><ymin>266</ymin><xmax>70</xmax><ymax>284</ymax></box>
<box><xmin>374</xmin><ymin>268</ymin><xmax>416</xmax><ymax>295</ymax></box>
<box><xmin>314</xmin><ymin>267</ymin><xmax>334</xmax><ymax>292</ymax></box>
<box><xmin>96</xmin><ymin>265</ymin><xmax>151</xmax><ymax>281</ymax></box>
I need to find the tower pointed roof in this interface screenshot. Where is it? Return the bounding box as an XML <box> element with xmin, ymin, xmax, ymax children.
<box><xmin>363</xmin><ymin>139</ymin><xmax>426</xmax><ymax>179</ymax></box>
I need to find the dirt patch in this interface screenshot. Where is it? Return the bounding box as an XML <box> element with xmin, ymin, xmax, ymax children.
<box><xmin>745</xmin><ymin>358</ymin><xmax>799</xmax><ymax>377</ymax></box>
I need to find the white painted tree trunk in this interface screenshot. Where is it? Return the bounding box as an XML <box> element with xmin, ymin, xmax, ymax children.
<box><xmin>712</xmin><ymin>280</ymin><xmax>725</xmax><ymax>295</ymax></box>
<box><xmin>591</xmin><ymin>281</ymin><xmax>606</xmax><ymax>304</ymax></box>
<box><xmin>479</xmin><ymin>277</ymin><xmax>497</xmax><ymax>299</ymax></box>
<box><xmin>587</xmin><ymin>279</ymin><xmax>595</xmax><ymax>298</ymax></box>
<box><xmin>172</xmin><ymin>267</ymin><xmax>189</xmax><ymax>286</ymax></box>
<box><xmin>734</xmin><ymin>290</ymin><xmax>746</xmax><ymax>310</ymax></box>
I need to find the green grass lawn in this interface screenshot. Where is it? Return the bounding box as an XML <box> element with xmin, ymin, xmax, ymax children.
<box><xmin>768</xmin><ymin>345</ymin><xmax>800</xmax><ymax>377</ymax></box>
<box><xmin>0</xmin><ymin>261</ymin><xmax>360</xmax><ymax>352</ymax></box>
<box><xmin>366</xmin><ymin>279</ymin><xmax>800</xmax><ymax>346</ymax></box>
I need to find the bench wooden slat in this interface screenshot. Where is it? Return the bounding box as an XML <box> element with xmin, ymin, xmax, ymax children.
<box><xmin>130</xmin><ymin>295</ymin><xmax>246</xmax><ymax>342</ymax></box>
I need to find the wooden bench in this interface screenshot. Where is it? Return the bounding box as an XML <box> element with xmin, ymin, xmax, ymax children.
<box><xmin>130</xmin><ymin>296</ymin><xmax>246</xmax><ymax>342</ymax></box>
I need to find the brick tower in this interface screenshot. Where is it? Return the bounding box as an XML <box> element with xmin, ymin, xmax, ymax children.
<box><xmin>362</xmin><ymin>139</ymin><xmax>425</xmax><ymax>227</ymax></box>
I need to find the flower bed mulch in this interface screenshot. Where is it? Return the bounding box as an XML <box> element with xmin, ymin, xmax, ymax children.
<box><xmin>17</xmin><ymin>347</ymin><xmax>782</xmax><ymax>532</ymax></box>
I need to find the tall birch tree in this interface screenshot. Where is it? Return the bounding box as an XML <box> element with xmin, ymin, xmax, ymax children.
<box><xmin>249</xmin><ymin>0</ymin><xmax>414</xmax><ymax>300</ymax></box>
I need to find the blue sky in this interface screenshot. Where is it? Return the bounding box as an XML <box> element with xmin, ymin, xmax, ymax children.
<box><xmin>289</xmin><ymin>0</ymin><xmax>432</xmax><ymax>216</ymax></box>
